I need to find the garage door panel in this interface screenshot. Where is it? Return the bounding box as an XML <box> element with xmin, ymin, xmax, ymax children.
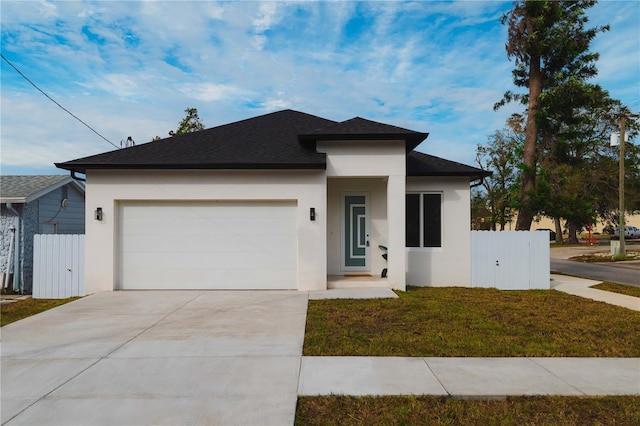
<box><xmin>118</xmin><ymin>201</ymin><xmax>298</xmax><ymax>290</ymax></box>
<box><xmin>123</xmin><ymin>217</ymin><xmax>296</xmax><ymax>238</ymax></box>
<box><xmin>122</xmin><ymin>202</ymin><xmax>295</xmax><ymax>218</ymax></box>
<box><xmin>122</xmin><ymin>249</ymin><xmax>297</xmax><ymax>271</ymax></box>
<box><xmin>122</xmin><ymin>235</ymin><xmax>297</xmax><ymax>255</ymax></box>
<box><xmin>122</xmin><ymin>268</ymin><xmax>297</xmax><ymax>290</ymax></box>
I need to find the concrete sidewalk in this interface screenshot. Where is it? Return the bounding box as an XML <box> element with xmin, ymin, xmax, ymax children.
<box><xmin>551</xmin><ymin>273</ymin><xmax>640</xmax><ymax>311</ymax></box>
<box><xmin>298</xmin><ymin>357</ymin><xmax>640</xmax><ymax>397</ymax></box>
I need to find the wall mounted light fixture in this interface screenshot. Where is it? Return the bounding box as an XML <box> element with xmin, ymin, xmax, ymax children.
<box><xmin>94</xmin><ymin>207</ymin><xmax>103</xmax><ymax>221</ymax></box>
<box><xmin>310</xmin><ymin>207</ymin><xmax>316</xmax><ymax>221</ymax></box>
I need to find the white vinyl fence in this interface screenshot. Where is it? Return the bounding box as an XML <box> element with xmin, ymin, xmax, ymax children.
<box><xmin>33</xmin><ymin>234</ymin><xmax>85</xmax><ymax>299</ymax></box>
<box><xmin>471</xmin><ymin>231</ymin><xmax>550</xmax><ymax>290</ymax></box>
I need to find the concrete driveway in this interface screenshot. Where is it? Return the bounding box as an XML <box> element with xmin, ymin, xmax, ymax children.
<box><xmin>1</xmin><ymin>291</ymin><xmax>308</xmax><ymax>426</ymax></box>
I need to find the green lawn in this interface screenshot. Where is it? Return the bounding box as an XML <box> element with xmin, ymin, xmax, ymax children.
<box><xmin>296</xmin><ymin>395</ymin><xmax>640</xmax><ymax>426</ymax></box>
<box><xmin>570</xmin><ymin>251</ymin><xmax>640</xmax><ymax>262</ymax></box>
<box><xmin>301</xmin><ymin>288</ymin><xmax>640</xmax><ymax>424</ymax></box>
<box><xmin>1</xmin><ymin>297</ymin><xmax>80</xmax><ymax>326</ymax></box>
<box><xmin>592</xmin><ymin>282</ymin><xmax>640</xmax><ymax>298</ymax></box>
<box><xmin>304</xmin><ymin>287</ymin><xmax>640</xmax><ymax>357</ymax></box>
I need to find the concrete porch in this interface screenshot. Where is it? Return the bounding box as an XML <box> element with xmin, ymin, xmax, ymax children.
<box><xmin>327</xmin><ymin>275</ymin><xmax>390</xmax><ymax>289</ymax></box>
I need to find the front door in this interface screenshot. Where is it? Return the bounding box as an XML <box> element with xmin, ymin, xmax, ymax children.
<box><xmin>342</xmin><ymin>193</ymin><xmax>369</xmax><ymax>271</ymax></box>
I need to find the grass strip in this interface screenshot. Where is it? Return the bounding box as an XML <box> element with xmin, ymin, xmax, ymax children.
<box><xmin>570</xmin><ymin>251</ymin><xmax>640</xmax><ymax>262</ymax></box>
<box><xmin>592</xmin><ymin>282</ymin><xmax>640</xmax><ymax>298</ymax></box>
<box><xmin>295</xmin><ymin>395</ymin><xmax>640</xmax><ymax>426</ymax></box>
<box><xmin>1</xmin><ymin>297</ymin><xmax>80</xmax><ymax>326</ymax></box>
<box><xmin>304</xmin><ymin>287</ymin><xmax>640</xmax><ymax>357</ymax></box>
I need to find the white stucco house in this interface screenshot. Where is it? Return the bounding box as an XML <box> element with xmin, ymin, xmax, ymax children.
<box><xmin>56</xmin><ymin>110</ymin><xmax>489</xmax><ymax>293</ymax></box>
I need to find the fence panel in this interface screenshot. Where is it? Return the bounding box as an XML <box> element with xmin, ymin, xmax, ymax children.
<box><xmin>471</xmin><ymin>231</ymin><xmax>550</xmax><ymax>290</ymax></box>
<box><xmin>33</xmin><ymin>234</ymin><xmax>85</xmax><ymax>299</ymax></box>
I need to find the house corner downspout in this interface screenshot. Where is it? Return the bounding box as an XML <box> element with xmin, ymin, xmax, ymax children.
<box><xmin>470</xmin><ymin>177</ymin><xmax>484</xmax><ymax>188</ymax></box>
<box><xmin>70</xmin><ymin>170</ymin><xmax>86</xmax><ymax>182</ymax></box>
<box><xmin>3</xmin><ymin>225</ymin><xmax>15</xmax><ymax>290</ymax></box>
<box><xmin>5</xmin><ymin>202</ymin><xmax>21</xmax><ymax>293</ymax></box>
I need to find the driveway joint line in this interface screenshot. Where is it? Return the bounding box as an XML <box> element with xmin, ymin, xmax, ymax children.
<box><xmin>527</xmin><ymin>357</ymin><xmax>586</xmax><ymax>396</ymax></box>
<box><xmin>421</xmin><ymin>357</ymin><xmax>451</xmax><ymax>396</ymax></box>
<box><xmin>102</xmin><ymin>290</ymin><xmax>207</xmax><ymax>359</ymax></box>
<box><xmin>2</xmin><ymin>291</ymin><xmax>207</xmax><ymax>424</ymax></box>
<box><xmin>296</xmin><ymin>293</ymin><xmax>310</xmax><ymax>396</ymax></box>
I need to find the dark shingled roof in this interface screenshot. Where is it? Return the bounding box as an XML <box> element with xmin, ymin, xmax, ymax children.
<box><xmin>56</xmin><ymin>110</ymin><xmax>335</xmax><ymax>173</ymax></box>
<box><xmin>299</xmin><ymin>117</ymin><xmax>428</xmax><ymax>151</ymax></box>
<box><xmin>407</xmin><ymin>151</ymin><xmax>490</xmax><ymax>178</ymax></box>
<box><xmin>56</xmin><ymin>109</ymin><xmax>487</xmax><ymax>179</ymax></box>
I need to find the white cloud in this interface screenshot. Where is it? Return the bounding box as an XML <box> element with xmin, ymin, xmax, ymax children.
<box><xmin>1</xmin><ymin>0</ymin><xmax>638</xmax><ymax>174</ymax></box>
<box><xmin>178</xmin><ymin>82</ymin><xmax>249</xmax><ymax>102</ymax></box>
<box><xmin>86</xmin><ymin>73</ymin><xmax>140</xmax><ymax>99</ymax></box>
<box><xmin>253</xmin><ymin>2</ymin><xmax>279</xmax><ymax>33</ymax></box>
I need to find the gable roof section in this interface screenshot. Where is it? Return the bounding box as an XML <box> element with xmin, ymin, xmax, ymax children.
<box><xmin>56</xmin><ymin>110</ymin><xmax>335</xmax><ymax>173</ymax></box>
<box><xmin>298</xmin><ymin>117</ymin><xmax>428</xmax><ymax>152</ymax></box>
<box><xmin>407</xmin><ymin>151</ymin><xmax>491</xmax><ymax>179</ymax></box>
<box><xmin>1</xmin><ymin>175</ymin><xmax>85</xmax><ymax>203</ymax></box>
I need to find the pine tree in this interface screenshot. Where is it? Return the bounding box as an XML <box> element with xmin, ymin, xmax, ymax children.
<box><xmin>495</xmin><ymin>0</ymin><xmax>608</xmax><ymax>230</ymax></box>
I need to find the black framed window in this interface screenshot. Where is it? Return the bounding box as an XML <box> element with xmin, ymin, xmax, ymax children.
<box><xmin>405</xmin><ymin>193</ymin><xmax>442</xmax><ymax>248</ymax></box>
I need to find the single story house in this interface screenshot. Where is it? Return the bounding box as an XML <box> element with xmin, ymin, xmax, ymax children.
<box><xmin>1</xmin><ymin>175</ymin><xmax>85</xmax><ymax>293</ymax></box>
<box><xmin>56</xmin><ymin>110</ymin><xmax>489</xmax><ymax>293</ymax></box>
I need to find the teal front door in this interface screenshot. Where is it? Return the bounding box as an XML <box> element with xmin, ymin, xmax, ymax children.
<box><xmin>343</xmin><ymin>194</ymin><xmax>369</xmax><ymax>270</ymax></box>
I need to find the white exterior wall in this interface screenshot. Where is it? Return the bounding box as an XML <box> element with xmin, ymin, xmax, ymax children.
<box><xmin>318</xmin><ymin>140</ymin><xmax>406</xmax><ymax>290</ymax></box>
<box><xmin>406</xmin><ymin>177</ymin><xmax>471</xmax><ymax>287</ymax></box>
<box><xmin>84</xmin><ymin>170</ymin><xmax>326</xmax><ymax>293</ymax></box>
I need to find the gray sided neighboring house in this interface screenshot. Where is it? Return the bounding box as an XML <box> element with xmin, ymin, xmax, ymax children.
<box><xmin>1</xmin><ymin>175</ymin><xmax>85</xmax><ymax>293</ymax></box>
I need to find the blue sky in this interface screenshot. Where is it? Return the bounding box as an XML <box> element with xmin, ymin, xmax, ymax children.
<box><xmin>2</xmin><ymin>0</ymin><xmax>638</xmax><ymax>176</ymax></box>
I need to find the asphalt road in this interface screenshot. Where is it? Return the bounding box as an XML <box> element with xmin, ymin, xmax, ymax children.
<box><xmin>550</xmin><ymin>258</ymin><xmax>640</xmax><ymax>287</ymax></box>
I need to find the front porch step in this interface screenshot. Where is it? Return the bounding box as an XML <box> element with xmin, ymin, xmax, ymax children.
<box><xmin>327</xmin><ymin>275</ymin><xmax>389</xmax><ymax>289</ymax></box>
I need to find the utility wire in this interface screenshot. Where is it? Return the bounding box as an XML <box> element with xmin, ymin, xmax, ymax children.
<box><xmin>1</xmin><ymin>53</ymin><xmax>120</xmax><ymax>150</ymax></box>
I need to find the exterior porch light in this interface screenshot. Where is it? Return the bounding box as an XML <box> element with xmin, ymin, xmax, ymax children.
<box><xmin>94</xmin><ymin>207</ymin><xmax>103</xmax><ymax>221</ymax></box>
<box><xmin>310</xmin><ymin>207</ymin><xmax>316</xmax><ymax>221</ymax></box>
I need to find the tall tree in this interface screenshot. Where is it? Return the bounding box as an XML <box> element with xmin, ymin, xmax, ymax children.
<box><xmin>495</xmin><ymin>0</ymin><xmax>608</xmax><ymax>230</ymax></box>
<box><xmin>171</xmin><ymin>107</ymin><xmax>205</xmax><ymax>136</ymax></box>
<box><xmin>475</xmin><ymin>115</ymin><xmax>523</xmax><ymax>230</ymax></box>
<box><xmin>535</xmin><ymin>84</ymin><xmax>639</xmax><ymax>243</ymax></box>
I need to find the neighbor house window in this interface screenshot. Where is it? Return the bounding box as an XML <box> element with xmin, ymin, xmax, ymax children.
<box><xmin>406</xmin><ymin>193</ymin><xmax>442</xmax><ymax>248</ymax></box>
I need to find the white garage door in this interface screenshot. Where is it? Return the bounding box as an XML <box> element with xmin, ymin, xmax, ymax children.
<box><xmin>118</xmin><ymin>201</ymin><xmax>297</xmax><ymax>290</ymax></box>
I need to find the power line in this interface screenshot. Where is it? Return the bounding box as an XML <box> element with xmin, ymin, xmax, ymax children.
<box><xmin>1</xmin><ymin>53</ymin><xmax>120</xmax><ymax>150</ymax></box>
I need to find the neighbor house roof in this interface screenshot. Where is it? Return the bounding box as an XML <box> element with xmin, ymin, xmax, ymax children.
<box><xmin>55</xmin><ymin>109</ymin><xmax>487</xmax><ymax>179</ymax></box>
<box><xmin>0</xmin><ymin>175</ymin><xmax>84</xmax><ymax>204</ymax></box>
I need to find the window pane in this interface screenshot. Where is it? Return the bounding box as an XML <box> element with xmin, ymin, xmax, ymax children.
<box><xmin>422</xmin><ymin>194</ymin><xmax>441</xmax><ymax>247</ymax></box>
<box><xmin>405</xmin><ymin>194</ymin><xmax>420</xmax><ymax>247</ymax></box>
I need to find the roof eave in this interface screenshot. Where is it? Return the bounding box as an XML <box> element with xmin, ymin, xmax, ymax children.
<box><xmin>299</xmin><ymin>132</ymin><xmax>428</xmax><ymax>152</ymax></box>
<box><xmin>55</xmin><ymin>162</ymin><xmax>327</xmax><ymax>174</ymax></box>
<box><xmin>1</xmin><ymin>197</ymin><xmax>27</xmax><ymax>204</ymax></box>
<box><xmin>408</xmin><ymin>171</ymin><xmax>492</xmax><ymax>178</ymax></box>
